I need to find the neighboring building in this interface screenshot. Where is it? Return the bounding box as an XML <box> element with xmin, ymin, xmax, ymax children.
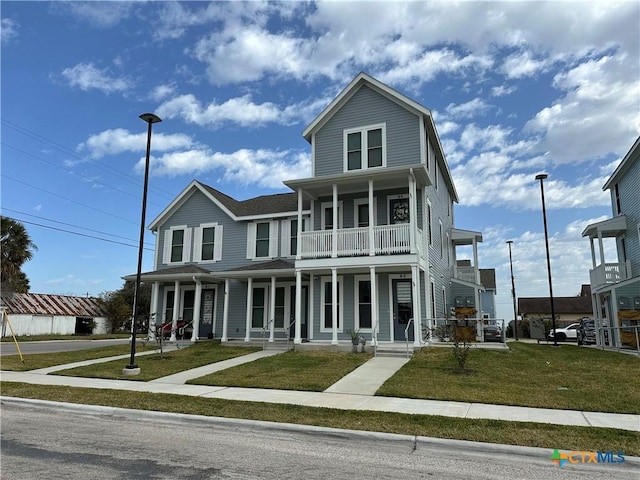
<box><xmin>0</xmin><ymin>293</ymin><xmax>109</xmax><ymax>336</ymax></box>
<box><xmin>518</xmin><ymin>285</ymin><xmax>593</xmax><ymax>327</ymax></box>
<box><xmin>479</xmin><ymin>268</ymin><xmax>497</xmax><ymax>319</ymax></box>
<box><xmin>583</xmin><ymin>136</ymin><xmax>640</xmax><ymax>349</ymax></box>
<box><xmin>127</xmin><ymin>72</ymin><xmax>490</xmax><ymax>348</ymax></box>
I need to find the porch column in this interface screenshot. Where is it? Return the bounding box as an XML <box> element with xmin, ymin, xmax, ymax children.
<box><xmin>412</xmin><ymin>265</ymin><xmax>420</xmax><ymax>347</ymax></box>
<box><xmin>589</xmin><ymin>237</ymin><xmax>597</xmax><ymax>268</ymax></box>
<box><xmin>245</xmin><ymin>277</ymin><xmax>253</xmax><ymax>342</ymax></box>
<box><xmin>309</xmin><ymin>274</ymin><xmax>315</xmax><ymax>340</ymax></box>
<box><xmin>409</xmin><ymin>172</ymin><xmax>417</xmax><ymax>254</ymax></box>
<box><xmin>473</xmin><ymin>238</ymin><xmax>480</xmax><ymax>284</ymax></box>
<box><xmin>191</xmin><ymin>278</ymin><xmax>202</xmax><ymax>342</ymax></box>
<box><xmin>597</xmin><ymin>232</ymin><xmax>605</xmax><ymax>266</ymax></box>
<box><xmin>294</xmin><ymin>269</ymin><xmax>302</xmax><ymax>344</ymax></box>
<box><xmin>610</xmin><ymin>289</ymin><xmax>621</xmax><ymax>347</ymax></box>
<box><xmin>368</xmin><ymin>180</ymin><xmax>375</xmax><ymax>256</ymax></box>
<box><xmin>331</xmin><ymin>267</ymin><xmax>338</xmax><ymax>345</ymax></box>
<box><xmin>369</xmin><ymin>266</ymin><xmax>378</xmax><ymax>346</ymax></box>
<box><xmin>148</xmin><ymin>281</ymin><xmax>159</xmax><ymax>339</ymax></box>
<box><xmin>221</xmin><ymin>279</ymin><xmax>230</xmax><ymax>342</ymax></box>
<box><xmin>297</xmin><ymin>189</ymin><xmax>303</xmax><ymax>259</ymax></box>
<box><xmin>170</xmin><ymin>280</ymin><xmax>180</xmax><ymax>342</ymax></box>
<box><xmin>332</xmin><ymin>184</ymin><xmax>338</xmax><ymax>258</ymax></box>
<box><xmin>269</xmin><ymin>276</ymin><xmax>276</xmax><ymax>342</ymax></box>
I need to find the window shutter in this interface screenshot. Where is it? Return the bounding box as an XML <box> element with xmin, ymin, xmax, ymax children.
<box><xmin>269</xmin><ymin>220</ymin><xmax>279</xmax><ymax>258</ymax></box>
<box><xmin>214</xmin><ymin>225</ymin><xmax>223</xmax><ymax>261</ymax></box>
<box><xmin>246</xmin><ymin>223</ymin><xmax>256</xmax><ymax>259</ymax></box>
<box><xmin>163</xmin><ymin>230</ymin><xmax>172</xmax><ymax>264</ymax></box>
<box><xmin>183</xmin><ymin>228</ymin><xmax>192</xmax><ymax>263</ymax></box>
<box><xmin>281</xmin><ymin>220</ymin><xmax>291</xmax><ymax>257</ymax></box>
<box><xmin>193</xmin><ymin>227</ymin><xmax>202</xmax><ymax>262</ymax></box>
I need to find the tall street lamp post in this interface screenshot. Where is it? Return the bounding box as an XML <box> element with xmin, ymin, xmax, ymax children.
<box><xmin>506</xmin><ymin>240</ymin><xmax>518</xmax><ymax>340</ymax></box>
<box><xmin>535</xmin><ymin>173</ymin><xmax>558</xmax><ymax>347</ymax></box>
<box><xmin>123</xmin><ymin>113</ymin><xmax>162</xmax><ymax>375</ymax></box>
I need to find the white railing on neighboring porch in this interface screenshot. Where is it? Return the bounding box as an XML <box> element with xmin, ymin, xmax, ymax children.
<box><xmin>455</xmin><ymin>265</ymin><xmax>479</xmax><ymax>284</ymax></box>
<box><xmin>589</xmin><ymin>261</ymin><xmax>631</xmax><ymax>288</ymax></box>
<box><xmin>300</xmin><ymin>224</ymin><xmax>415</xmax><ymax>259</ymax></box>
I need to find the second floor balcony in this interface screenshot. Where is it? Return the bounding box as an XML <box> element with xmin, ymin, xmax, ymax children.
<box><xmin>589</xmin><ymin>261</ymin><xmax>632</xmax><ymax>289</ymax></box>
<box><xmin>299</xmin><ymin>223</ymin><xmax>423</xmax><ymax>259</ymax></box>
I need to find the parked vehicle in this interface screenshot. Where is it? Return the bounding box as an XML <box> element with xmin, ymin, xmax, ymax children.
<box><xmin>483</xmin><ymin>324</ymin><xmax>502</xmax><ymax>342</ymax></box>
<box><xmin>548</xmin><ymin>322</ymin><xmax>580</xmax><ymax>342</ymax></box>
<box><xmin>577</xmin><ymin>319</ymin><xmax>596</xmax><ymax>345</ymax></box>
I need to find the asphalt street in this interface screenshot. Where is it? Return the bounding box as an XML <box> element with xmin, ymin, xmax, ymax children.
<box><xmin>1</xmin><ymin>399</ymin><xmax>637</xmax><ymax>480</ymax></box>
<box><xmin>0</xmin><ymin>338</ymin><xmax>131</xmax><ymax>356</ymax></box>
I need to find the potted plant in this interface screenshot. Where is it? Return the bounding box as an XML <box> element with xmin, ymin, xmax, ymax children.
<box><xmin>349</xmin><ymin>329</ymin><xmax>360</xmax><ymax>352</ymax></box>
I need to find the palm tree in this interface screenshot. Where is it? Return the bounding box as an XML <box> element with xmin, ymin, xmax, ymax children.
<box><xmin>1</xmin><ymin>217</ymin><xmax>37</xmax><ymax>294</ymax></box>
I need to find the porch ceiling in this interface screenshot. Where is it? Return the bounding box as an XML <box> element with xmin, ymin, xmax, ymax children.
<box><xmin>582</xmin><ymin>215</ymin><xmax>627</xmax><ymax>238</ymax></box>
<box><xmin>451</xmin><ymin>228</ymin><xmax>483</xmax><ymax>245</ymax></box>
<box><xmin>284</xmin><ymin>163</ymin><xmax>429</xmax><ymax>199</ymax></box>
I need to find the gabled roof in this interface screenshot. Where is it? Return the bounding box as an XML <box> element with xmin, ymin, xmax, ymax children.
<box><xmin>300</xmin><ymin>72</ymin><xmax>459</xmax><ymax>203</ymax></box>
<box><xmin>480</xmin><ymin>269</ymin><xmax>496</xmax><ymax>290</ymax></box>
<box><xmin>603</xmin><ymin>136</ymin><xmax>640</xmax><ymax>190</ymax></box>
<box><xmin>1</xmin><ymin>293</ymin><xmax>106</xmax><ymax>317</ymax></box>
<box><xmin>303</xmin><ymin>72</ymin><xmax>431</xmax><ymax>142</ymax></box>
<box><xmin>149</xmin><ymin>180</ymin><xmax>310</xmax><ymax>231</ymax></box>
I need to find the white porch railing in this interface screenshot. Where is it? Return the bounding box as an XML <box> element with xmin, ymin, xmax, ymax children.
<box><xmin>455</xmin><ymin>265</ymin><xmax>479</xmax><ymax>284</ymax></box>
<box><xmin>589</xmin><ymin>261</ymin><xmax>631</xmax><ymax>288</ymax></box>
<box><xmin>299</xmin><ymin>224</ymin><xmax>414</xmax><ymax>259</ymax></box>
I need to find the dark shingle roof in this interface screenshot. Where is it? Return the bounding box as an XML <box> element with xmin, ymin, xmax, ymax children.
<box><xmin>480</xmin><ymin>269</ymin><xmax>496</xmax><ymax>290</ymax></box>
<box><xmin>198</xmin><ymin>181</ymin><xmax>308</xmax><ymax>216</ymax></box>
<box><xmin>227</xmin><ymin>260</ymin><xmax>295</xmax><ymax>272</ymax></box>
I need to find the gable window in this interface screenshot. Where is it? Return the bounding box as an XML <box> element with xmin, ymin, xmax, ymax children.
<box><xmin>321</xmin><ymin>277</ymin><xmax>343</xmax><ymax>332</ymax></box>
<box><xmin>247</xmin><ymin>221</ymin><xmax>279</xmax><ymax>260</ymax></box>
<box><xmin>194</xmin><ymin>223</ymin><xmax>223</xmax><ymax>262</ymax></box>
<box><xmin>344</xmin><ymin>124</ymin><xmax>386</xmax><ymax>171</ymax></box>
<box><xmin>163</xmin><ymin>226</ymin><xmax>192</xmax><ymax>264</ymax></box>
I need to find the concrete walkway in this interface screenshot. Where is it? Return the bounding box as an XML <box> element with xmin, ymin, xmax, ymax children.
<box><xmin>1</xmin><ymin>351</ymin><xmax>639</xmax><ymax>433</ymax></box>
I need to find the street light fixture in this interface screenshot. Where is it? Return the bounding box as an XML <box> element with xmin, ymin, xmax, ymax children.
<box><xmin>535</xmin><ymin>173</ymin><xmax>558</xmax><ymax>347</ymax></box>
<box><xmin>123</xmin><ymin>113</ymin><xmax>162</xmax><ymax>375</ymax></box>
<box><xmin>506</xmin><ymin>240</ymin><xmax>518</xmax><ymax>341</ymax></box>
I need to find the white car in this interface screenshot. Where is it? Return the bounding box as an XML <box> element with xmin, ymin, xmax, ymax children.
<box><xmin>548</xmin><ymin>322</ymin><xmax>580</xmax><ymax>342</ymax></box>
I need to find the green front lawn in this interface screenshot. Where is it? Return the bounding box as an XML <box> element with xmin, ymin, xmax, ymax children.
<box><xmin>51</xmin><ymin>341</ymin><xmax>261</xmax><ymax>381</ymax></box>
<box><xmin>188</xmin><ymin>351</ymin><xmax>372</xmax><ymax>391</ymax></box>
<box><xmin>378</xmin><ymin>342</ymin><xmax>640</xmax><ymax>414</ymax></box>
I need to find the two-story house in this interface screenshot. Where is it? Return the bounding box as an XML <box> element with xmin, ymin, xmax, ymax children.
<box><xmin>582</xmin><ymin>136</ymin><xmax>640</xmax><ymax>349</ymax></box>
<box><xmin>127</xmin><ymin>72</ymin><xmax>488</xmax><ymax>349</ymax></box>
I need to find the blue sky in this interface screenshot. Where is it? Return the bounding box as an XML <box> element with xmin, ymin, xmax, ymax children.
<box><xmin>2</xmin><ymin>1</ymin><xmax>638</xmax><ymax>322</ymax></box>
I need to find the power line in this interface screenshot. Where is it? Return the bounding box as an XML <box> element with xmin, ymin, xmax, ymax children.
<box><xmin>1</xmin><ymin>208</ymin><xmax>155</xmax><ymax>248</ymax></box>
<box><xmin>3</xmin><ymin>216</ymin><xmax>154</xmax><ymax>251</ymax></box>
<box><xmin>2</xmin><ymin>174</ymin><xmax>139</xmax><ymax>226</ymax></box>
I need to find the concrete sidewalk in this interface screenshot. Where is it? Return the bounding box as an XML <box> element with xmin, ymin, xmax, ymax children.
<box><xmin>1</xmin><ymin>352</ymin><xmax>638</xmax><ymax>433</ymax></box>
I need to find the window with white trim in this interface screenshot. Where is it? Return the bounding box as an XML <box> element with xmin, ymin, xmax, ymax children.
<box><xmin>281</xmin><ymin>218</ymin><xmax>307</xmax><ymax>257</ymax></box>
<box><xmin>247</xmin><ymin>220</ymin><xmax>279</xmax><ymax>259</ymax></box>
<box><xmin>320</xmin><ymin>277</ymin><xmax>343</xmax><ymax>332</ymax></box>
<box><xmin>430</xmin><ymin>279</ymin><xmax>436</xmax><ymax>319</ymax></box>
<box><xmin>439</xmin><ymin>220</ymin><xmax>444</xmax><ymax>258</ymax></box>
<box><xmin>193</xmin><ymin>223</ymin><xmax>223</xmax><ymax>262</ymax></box>
<box><xmin>427</xmin><ymin>199</ymin><xmax>433</xmax><ymax>246</ymax></box>
<box><xmin>354</xmin><ymin>198</ymin><xmax>376</xmax><ymax>228</ymax></box>
<box><xmin>355</xmin><ymin>276</ymin><xmax>372</xmax><ymax>330</ymax></box>
<box><xmin>163</xmin><ymin>226</ymin><xmax>192</xmax><ymax>264</ymax></box>
<box><xmin>321</xmin><ymin>201</ymin><xmax>343</xmax><ymax>230</ymax></box>
<box><xmin>344</xmin><ymin>124</ymin><xmax>386</xmax><ymax>171</ymax></box>
<box><xmin>251</xmin><ymin>286</ymin><xmax>268</xmax><ymax>328</ymax></box>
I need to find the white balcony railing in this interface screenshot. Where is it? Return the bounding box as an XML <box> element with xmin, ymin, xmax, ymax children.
<box><xmin>299</xmin><ymin>224</ymin><xmax>414</xmax><ymax>259</ymax></box>
<box><xmin>589</xmin><ymin>261</ymin><xmax>631</xmax><ymax>288</ymax></box>
<box><xmin>455</xmin><ymin>265</ymin><xmax>479</xmax><ymax>284</ymax></box>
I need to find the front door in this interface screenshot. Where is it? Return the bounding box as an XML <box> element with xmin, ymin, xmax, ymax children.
<box><xmin>392</xmin><ymin>279</ymin><xmax>414</xmax><ymax>341</ymax></box>
<box><xmin>198</xmin><ymin>289</ymin><xmax>216</xmax><ymax>338</ymax></box>
<box><xmin>288</xmin><ymin>286</ymin><xmax>308</xmax><ymax>340</ymax></box>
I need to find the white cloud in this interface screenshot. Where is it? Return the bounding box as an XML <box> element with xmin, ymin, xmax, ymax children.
<box><xmin>78</xmin><ymin>129</ymin><xmax>195</xmax><ymax>159</ymax></box>
<box><xmin>150</xmin><ymin>84</ymin><xmax>176</xmax><ymax>101</ymax></box>
<box><xmin>525</xmin><ymin>54</ymin><xmax>640</xmax><ymax>164</ymax></box>
<box><xmin>445</xmin><ymin>98</ymin><xmax>492</xmax><ymax>121</ymax></box>
<box><xmin>501</xmin><ymin>50</ymin><xmax>549</xmax><ymax>79</ymax></box>
<box><xmin>491</xmin><ymin>84</ymin><xmax>516</xmax><ymax>97</ymax></box>
<box><xmin>55</xmin><ymin>2</ymin><xmax>135</xmax><ymax>28</ymax></box>
<box><xmin>60</xmin><ymin>63</ymin><xmax>133</xmax><ymax>94</ymax></box>
<box><xmin>142</xmin><ymin>148</ymin><xmax>311</xmax><ymax>189</ymax></box>
<box><xmin>1</xmin><ymin>18</ymin><xmax>18</xmax><ymax>44</ymax></box>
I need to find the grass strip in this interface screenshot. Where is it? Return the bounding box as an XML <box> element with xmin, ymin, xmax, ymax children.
<box><xmin>2</xmin><ymin>381</ymin><xmax>637</xmax><ymax>455</ymax></box>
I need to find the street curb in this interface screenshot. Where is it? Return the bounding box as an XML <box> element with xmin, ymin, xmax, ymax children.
<box><xmin>3</xmin><ymin>396</ymin><xmax>638</xmax><ymax>466</ymax></box>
